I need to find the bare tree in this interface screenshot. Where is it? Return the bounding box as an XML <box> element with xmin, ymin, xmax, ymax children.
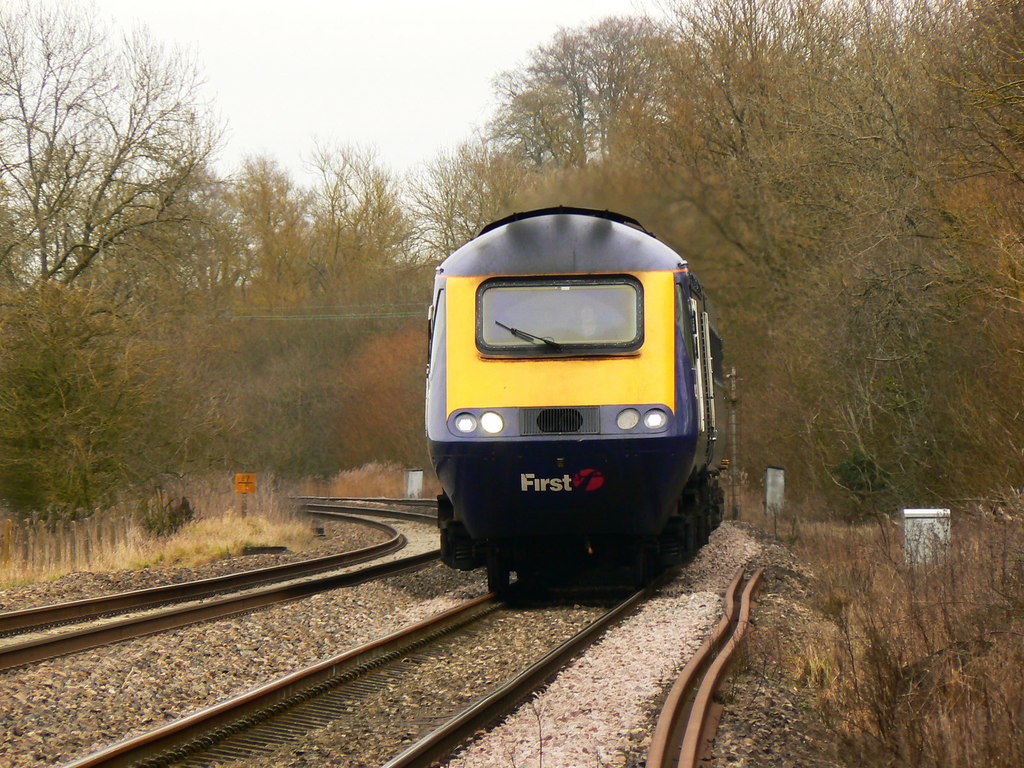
<box><xmin>308</xmin><ymin>143</ymin><xmax>411</xmax><ymax>280</ymax></box>
<box><xmin>0</xmin><ymin>1</ymin><xmax>220</xmax><ymax>285</ymax></box>
<box><xmin>490</xmin><ymin>17</ymin><xmax>667</xmax><ymax>167</ymax></box>
<box><xmin>408</xmin><ymin>138</ymin><xmax>527</xmax><ymax>261</ymax></box>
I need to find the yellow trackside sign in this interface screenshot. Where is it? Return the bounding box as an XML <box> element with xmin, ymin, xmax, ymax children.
<box><xmin>234</xmin><ymin>473</ymin><xmax>257</xmax><ymax>494</ymax></box>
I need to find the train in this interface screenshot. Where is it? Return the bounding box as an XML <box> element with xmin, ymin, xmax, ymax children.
<box><xmin>425</xmin><ymin>206</ymin><xmax>726</xmax><ymax>593</ymax></box>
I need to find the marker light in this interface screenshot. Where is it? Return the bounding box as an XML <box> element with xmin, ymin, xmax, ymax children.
<box><xmin>454</xmin><ymin>413</ymin><xmax>477</xmax><ymax>433</ymax></box>
<box><xmin>616</xmin><ymin>408</ymin><xmax>641</xmax><ymax>430</ymax></box>
<box><xmin>480</xmin><ymin>411</ymin><xmax>504</xmax><ymax>434</ymax></box>
<box><xmin>643</xmin><ymin>409</ymin><xmax>668</xmax><ymax>430</ymax></box>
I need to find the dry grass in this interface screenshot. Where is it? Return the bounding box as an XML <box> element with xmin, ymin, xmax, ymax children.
<box><xmin>0</xmin><ymin>473</ymin><xmax>313</xmax><ymax>587</ymax></box>
<box><xmin>0</xmin><ymin>463</ymin><xmax>438</xmax><ymax>588</ymax></box>
<box><xmin>775</xmin><ymin>501</ymin><xmax>1024</xmax><ymax>768</ymax></box>
<box><xmin>299</xmin><ymin>461</ymin><xmax>441</xmax><ymax>499</ymax></box>
<box><xmin>136</xmin><ymin>512</ymin><xmax>314</xmax><ymax>569</ymax></box>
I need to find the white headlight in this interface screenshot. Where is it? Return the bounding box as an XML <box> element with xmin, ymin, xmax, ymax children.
<box><xmin>454</xmin><ymin>413</ymin><xmax>477</xmax><ymax>433</ymax></box>
<box><xmin>643</xmin><ymin>409</ymin><xmax>668</xmax><ymax>430</ymax></box>
<box><xmin>616</xmin><ymin>408</ymin><xmax>641</xmax><ymax>430</ymax></box>
<box><xmin>480</xmin><ymin>411</ymin><xmax>504</xmax><ymax>434</ymax></box>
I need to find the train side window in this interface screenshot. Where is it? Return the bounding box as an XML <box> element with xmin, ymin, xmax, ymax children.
<box><xmin>676</xmin><ymin>285</ymin><xmax>696</xmax><ymax>364</ymax></box>
<box><xmin>427</xmin><ymin>289</ymin><xmax>445</xmax><ymax>374</ymax></box>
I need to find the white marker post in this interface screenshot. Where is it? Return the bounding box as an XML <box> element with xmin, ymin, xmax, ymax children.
<box><xmin>765</xmin><ymin>466</ymin><xmax>785</xmax><ymax>536</ymax></box>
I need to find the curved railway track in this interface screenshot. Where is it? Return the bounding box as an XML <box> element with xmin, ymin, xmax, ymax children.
<box><xmin>2</xmin><ymin>496</ymin><xmax>768</xmax><ymax>768</ymax></box>
<box><xmin>0</xmin><ymin>514</ymin><xmax>403</xmax><ymax>636</ymax></box>
<box><xmin>0</xmin><ymin>509</ymin><xmax>440</xmax><ymax>671</ymax></box>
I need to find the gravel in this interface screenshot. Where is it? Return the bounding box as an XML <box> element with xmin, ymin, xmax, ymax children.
<box><xmin>0</xmin><ymin>515</ymin><xmax>473</xmax><ymax>768</ymax></box>
<box><xmin>443</xmin><ymin>521</ymin><xmax>764</xmax><ymax>768</ymax></box>
<box><xmin>242</xmin><ymin>604</ymin><xmax>612</xmax><ymax>768</ymax></box>
<box><xmin>0</xmin><ymin>518</ymin><xmax>835</xmax><ymax>768</ymax></box>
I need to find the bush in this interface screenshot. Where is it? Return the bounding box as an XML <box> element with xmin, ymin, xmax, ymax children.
<box><xmin>795</xmin><ymin>504</ymin><xmax>1024</xmax><ymax>768</ymax></box>
<box><xmin>141</xmin><ymin>496</ymin><xmax>195</xmax><ymax>538</ymax></box>
<box><xmin>0</xmin><ymin>286</ymin><xmax>218</xmax><ymax>516</ymax></box>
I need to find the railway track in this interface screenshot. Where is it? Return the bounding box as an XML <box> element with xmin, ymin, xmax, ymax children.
<box><xmin>646</xmin><ymin>566</ymin><xmax>764</xmax><ymax>768</ymax></box>
<box><xmin>63</xmin><ymin>583</ymin><xmax>654</xmax><ymax>768</ymax></box>
<box><xmin>301</xmin><ymin>497</ymin><xmax>437</xmax><ymax>524</ymax></box>
<box><xmin>0</xmin><ymin>511</ymin><xmax>439</xmax><ymax>671</ymax></box>
<box><xmin>3</xmin><ymin>495</ymin><xmax>768</xmax><ymax>768</ymax></box>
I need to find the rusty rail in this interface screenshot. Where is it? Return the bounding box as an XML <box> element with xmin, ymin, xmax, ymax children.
<box><xmin>647</xmin><ymin>566</ymin><xmax>764</xmax><ymax>768</ymax></box>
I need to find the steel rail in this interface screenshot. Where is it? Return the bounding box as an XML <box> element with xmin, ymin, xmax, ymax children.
<box><xmin>296</xmin><ymin>495</ymin><xmax>438</xmax><ymax>508</ymax></box>
<box><xmin>646</xmin><ymin>566</ymin><xmax>764</xmax><ymax>768</ymax></box>
<box><xmin>0</xmin><ymin>514</ymin><xmax>403</xmax><ymax>637</ymax></box>
<box><xmin>302</xmin><ymin>500</ymin><xmax>437</xmax><ymax>523</ymax></box>
<box><xmin>0</xmin><ymin>547</ymin><xmax>440</xmax><ymax>672</ymax></box>
<box><xmin>60</xmin><ymin>595</ymin><xmax>497</xmax><ymax>768</ymax></box>
<box><xmin>61</xmin><ymin>580</ymin><xmax>658</xmax><ymax>768</ymax></box>
<box><xmin>381</xmin><ymin>579</ymin><xmax>666</xmax><ymax>768</ymax></box>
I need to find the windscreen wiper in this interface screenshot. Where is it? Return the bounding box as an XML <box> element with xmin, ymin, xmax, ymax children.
<box><xmin>495</xmin><ymin>320</ymin><xmax>562</xmax><ymax>350</ymax></box>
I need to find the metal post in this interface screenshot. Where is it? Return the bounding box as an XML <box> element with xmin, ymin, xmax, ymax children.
<box><xmin>765</xmin><ymin>466</ymin><xmax>785</xmax><ymax>538</ymax></box>
<box><xmin>727</xmin><ymin>367</ymin><xmax>739</xmax><ymax>519</ymax></box>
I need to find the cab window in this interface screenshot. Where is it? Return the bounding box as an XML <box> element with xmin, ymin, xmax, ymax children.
<box><xmin>477</xmin><ymin>276</ymin><xmax>643</xmax><ymax>357</ymax></box>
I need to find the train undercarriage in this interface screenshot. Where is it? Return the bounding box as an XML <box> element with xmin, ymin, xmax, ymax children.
<box><xmin>438</xmin><ymin>474</ymin><xmax>724</xmax><ymax>595</ymax></box>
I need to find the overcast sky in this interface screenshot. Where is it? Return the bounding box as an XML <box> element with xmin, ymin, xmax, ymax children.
<box><xmin>86</xmin><ymin>0</ymin><xmax>664</xmax><ymax>184</ymax></box>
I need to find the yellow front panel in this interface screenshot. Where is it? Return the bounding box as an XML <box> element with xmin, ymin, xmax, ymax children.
<box><xmin>445</xmin><ymin>272</ymin><xmax>675</xmax><ymax>413</ymax></box>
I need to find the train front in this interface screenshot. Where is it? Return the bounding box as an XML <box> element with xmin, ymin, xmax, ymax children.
<box><xmin>425</xmin><ymin>209</ymin><xmax>700</xmax><ymax>586</ymax></box>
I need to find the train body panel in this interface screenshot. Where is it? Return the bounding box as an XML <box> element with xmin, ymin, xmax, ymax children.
<box><xmin>442</xmin><ymin>271</ymin><xmax>676</xmax><ymax>412</ymax></box>
<box><xmin>431</xmin><ymin>430</ymin><xmax>697</xmax><ymax>541</ymax></box>
<box><xmin>425</xmin><ymin>207</ymin><xmax>724</xmax><ymax>590</ymax></box>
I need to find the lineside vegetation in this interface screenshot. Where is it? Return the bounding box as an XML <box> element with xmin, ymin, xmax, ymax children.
<box><xmin>0</xmin><ymin>0</ymin><xmax>1020</xmax><ymax>568</ymax></box>
<box><xmin>0</xmin><ymin>3</ymin><xmax>1021</xmax><ymax>760</ymax></box>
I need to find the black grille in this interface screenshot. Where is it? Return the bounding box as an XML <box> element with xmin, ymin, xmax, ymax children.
<box><xmin>521</xmin><ymin>407</ymin><xmax>600</xmax><ymax>435</ymax></box>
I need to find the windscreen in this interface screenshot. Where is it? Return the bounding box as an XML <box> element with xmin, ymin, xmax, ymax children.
<box><xmin>477</xmin><ymin>276</ymin><xmax>643</xmax><ymax>356</ymax></box>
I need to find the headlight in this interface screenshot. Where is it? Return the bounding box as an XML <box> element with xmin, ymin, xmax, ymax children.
<box><xmin>616</xmin><ymin>408</ymin><xmax>640</xmax><ymax>430</ymax></box>
<box><xmin>643</xmin><ymin>408</ymin><xmax>668</xmax><ymax>430</ymax></box>
<box><xmin>454</xmin><ymin>413</ymin><xmax>477</xmax><ymax>433</ymax></box>
<box><xmin>480</xmin><ymin>411</ymin><xmax>504</xmax><ymax>434</ymax></box>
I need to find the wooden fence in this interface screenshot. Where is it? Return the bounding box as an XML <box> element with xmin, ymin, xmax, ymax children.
<box><xmin>0</xmin><ymin>509</ymin><xmax>147</xmax><ymax>580</ymax></box>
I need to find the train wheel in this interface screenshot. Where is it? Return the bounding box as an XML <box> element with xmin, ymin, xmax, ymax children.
<box><xmin>486</xmin><ymin>552</ymin><xmax>511</xmax><ymax>595</ymax></box>
<box><xmin>696</xmin><ymin>509</ymin><xmax>710</xmax><ymax>547</ymax></box>
<box><xmin>683</xmin><ymin>517</ymin><xmax>698</xmax><ymax>554</ymax></box>
<box><xmin>658</xmin><ymin>517</ymin><xmax>685</xmax><ymax>568</ymax></box>
<box><xmin>641</xmin><ymin>546</ymin><xmax>660</xmax><ymax>586</ymax></box>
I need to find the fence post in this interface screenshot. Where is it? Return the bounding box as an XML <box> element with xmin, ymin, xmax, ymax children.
<box><xmin>1</xmin><ymin>518</ymin><xmax>11</xmax><ymax>567</ymax></box>
<box><xmin>81</xmin><ymin>516</ymin><xmax>91</xmax><ymax>568</ymax></box>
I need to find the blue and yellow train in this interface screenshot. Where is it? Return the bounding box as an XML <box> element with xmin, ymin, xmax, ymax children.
<box><xmin>425</xmin><ymin>207</ymin><xmax>725</xmax><ymax>592</ymax></box>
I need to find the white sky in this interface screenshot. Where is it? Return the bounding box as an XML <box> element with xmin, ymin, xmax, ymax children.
<box><xmin>87</xmin><ymin>0</ymin><xmax>664</xmax><ymax>184</ymax></box>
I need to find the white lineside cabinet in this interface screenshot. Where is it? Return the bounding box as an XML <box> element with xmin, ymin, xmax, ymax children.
<box><xmin>902</xmin><ymin>508</ymin><xmax>951</xmax><ymax>564</ymax></box>
<box><xmin>405</xmin><ymin>469</ymin><xmax>424</xmax><ymax>499</ymax></box>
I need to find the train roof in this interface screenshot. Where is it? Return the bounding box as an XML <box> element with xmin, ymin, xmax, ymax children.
<box><xmin>436</xmin><ymin>206</ymin><xmax>688</xmax><ymax>277</ymax></box>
